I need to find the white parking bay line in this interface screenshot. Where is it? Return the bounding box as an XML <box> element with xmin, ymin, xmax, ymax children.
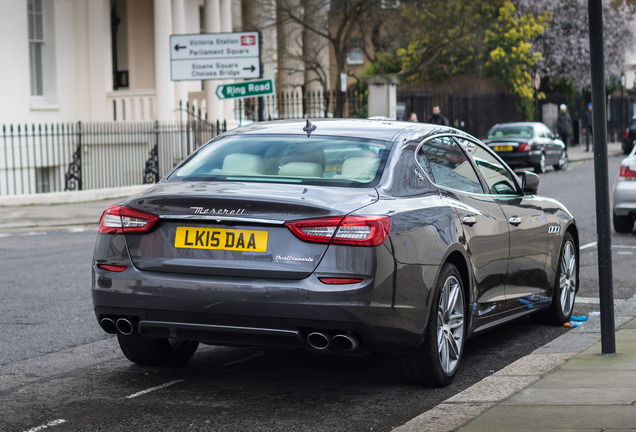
<box><xmin>576</xmin><ymin>296</ymin><xmax>600</xmax><ymax>304</ymax></box>
<box><xmin>576</xmin><ymin>296</ymin><xmax>625</xmax><ymax>305</ymax></box>
<box><xmin>580</xmin><ymin>242</ymin><xmax>598</xmax><ymax>250</ymax></box>
<box><xmin>125</xmin><ymin>379</ymin><xmax>184</xmax><ymax>399</ymax></box>
<box><xmin>23</xmin><ymin>419</ymin><xmax>67</xmax><ymax>432</ymax></box>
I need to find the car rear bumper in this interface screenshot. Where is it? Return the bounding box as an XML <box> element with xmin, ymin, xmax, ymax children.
<box><xmin>613</xmin><ymin>179</ymin><xmax>636</xmax><ymax>216</ymax></box>
<box><xmin>496</xmin><ymin>151</ymin><xmax>542</xmax><ymax>168</ymax></box>
<box><xmin>92</xmin><ymin>265</ymin><xmax>435</xmax><ymax>354</ymax></box>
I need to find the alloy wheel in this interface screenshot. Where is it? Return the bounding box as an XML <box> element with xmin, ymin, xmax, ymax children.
<box><xmin>559</xmin><ymin>240</ymin><xmax>577</xmax><ymax>317</ymax></box>
<box><xmin>437</xmin><ymin>275</ymin><xmax>465</xmax><ymax>375</ymax></box>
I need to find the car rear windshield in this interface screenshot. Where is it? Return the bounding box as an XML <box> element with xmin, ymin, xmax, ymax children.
<box><xmin>168</xmin><ymin>134</ymin><xmax>391</xmax><ymax>187</ymax></box>
<box><xmin>487</xmin><ymin>126</ymin><xmax>534</xmax><ymax>139</ymax></box>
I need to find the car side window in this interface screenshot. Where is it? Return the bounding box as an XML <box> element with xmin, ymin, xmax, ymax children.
<box><xmin>458</xmin><ymin>138</ymin><xmax>519</xmax><ymax>195</ymax></box>
<box><xmin>417</xmin><ymin>136</ymin><xmax>484</xmax><ymax>194</ymax></box>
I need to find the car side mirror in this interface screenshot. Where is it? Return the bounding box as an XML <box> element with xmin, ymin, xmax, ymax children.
<box><xmin>522</xmin><ymin>171</ymin><xmax>540</xmax><ymax>194</ymax></box>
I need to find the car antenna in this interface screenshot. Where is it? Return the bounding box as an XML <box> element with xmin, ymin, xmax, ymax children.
<box><xmin>303</xmin><ymin>118</ymin><xmax>317</xmax><ymax>137</ymax></box>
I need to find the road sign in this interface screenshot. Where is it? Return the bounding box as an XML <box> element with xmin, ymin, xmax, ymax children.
<box><xmin>170</xmin><ymin>32</ymin><xmax>261</xmax><ymax>81</ymax></box>
<box><xmin>215</xmin><ymin>79</ymin><xmax>274</xmax><ymax>100</ymax></box>
<box><xmin>533</xmin><ymin>70</ymin><xmax>541</xmax><ymax>91</ymax></box>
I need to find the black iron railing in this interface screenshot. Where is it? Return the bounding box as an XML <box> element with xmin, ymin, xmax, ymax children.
<box><xmin>0</xmin><ymin>107</ymin><xmax>226</xmax><ymax>196</ymax></box>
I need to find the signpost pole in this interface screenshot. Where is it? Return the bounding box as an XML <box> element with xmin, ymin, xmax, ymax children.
<box><xmin>588</xmin><ymin>0</ymin><xmax>616</xmax><ymax>354</ymax></box>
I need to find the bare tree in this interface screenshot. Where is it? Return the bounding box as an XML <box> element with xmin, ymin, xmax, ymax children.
<box><xmin>275</xmin><ymin>0</ymin><xmax>398</xmax><ymax>93</ymax></box>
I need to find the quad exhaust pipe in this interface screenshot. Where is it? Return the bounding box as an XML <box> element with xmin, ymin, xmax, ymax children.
<box><xmin>99</xmin><ymin>317</ymin><xmax>117</xmax><ymax>334</ymax></box>
<box><xmin>306</xmin><ymin>332</ymin><xmax>359</xmax><ymax>351</ymax></box>
<box><xmin>99</xmin><ymin>317</ymin><xmax>135</xmax><ymax>336</ymax></box>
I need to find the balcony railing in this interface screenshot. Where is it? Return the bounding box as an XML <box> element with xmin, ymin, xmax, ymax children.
<box><xmin>107</xmin><ymin>89</ymin><xmax>156</xmax><ymax>121</ymax></box>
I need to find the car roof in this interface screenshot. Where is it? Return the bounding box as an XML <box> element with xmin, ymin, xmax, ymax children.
<box><xmin>222</xmin><ymin>119</ymin><xmax>448</xmax><ymax>142</ymax></box>
<box><xmin>489</xmin><ymin>122</ymin><xmax>542</xmax><ymax>128</ymax></box>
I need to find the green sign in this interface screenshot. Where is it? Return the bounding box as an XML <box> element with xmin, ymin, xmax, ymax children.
<box><xmin>216</xmin><ymin>79</ymin><xmax>273</xmax><ymax>100</ymax></box>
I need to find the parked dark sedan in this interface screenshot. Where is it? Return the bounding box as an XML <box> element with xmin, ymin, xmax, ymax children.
<box><xmin>92</xmin><ymin>119</ymin><xmax>579</xmax><ymax>386</ymax></box>
<box><xmin>622</xmin><ymin>118</ymin><xmax>636</xmax><ymax>155</ymax></box>
<box><xmin>484</xmin><ymin>122</ymin><xmax>568</xmax><ymax>173</ymax></box>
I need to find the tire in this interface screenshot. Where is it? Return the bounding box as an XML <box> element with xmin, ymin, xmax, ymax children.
<box><xmin>392</xmin><ymin>263</ymin><xmax>466</xmax><ymax>386</ymax></box>
<box><xmin>613</xmin><ymin>211</ymin><xmax>634</xmax><ymax>233</ymax></box>
<box><xmin>553</xmin><ymin>150</ymin><xmax>568</xmax><ymax>171</ymax></box>
<box><xmin>531</xmin><ymin>232</ymin><xmax>578</xmax><ymax>325</ymax></box>
<box><xmin>117</xmin><ymin>334</ymin><xmax>199</xmax><ymax>366</ymax></box>
<box><xmin>534</xmin><ymin>153</ymin><xmax>546</xmax><ymax>174</ymax></box>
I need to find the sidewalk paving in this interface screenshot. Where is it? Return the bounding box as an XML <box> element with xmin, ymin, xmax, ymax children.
<box><xmin>0</xmin><ymin>140</ymin><xmax>633</xmax><ymax>431</ymax></box>
<box><xmin>395</xmin><ymin>296</ymin><xmax>636</xmax><ymax>432</ymax></box>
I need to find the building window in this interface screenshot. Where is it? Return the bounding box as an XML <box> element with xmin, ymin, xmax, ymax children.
<box><xmin>347</xmin><ymin>37</ymin><xmax>364</xmax><ymax>65</ymax></box>
<box><xmin>35</xmin><ymin>167</ymin><xmax>52</xmax><ymax>194</ymax></box>
<box><xmin>381</xmin><ymin>0</ymin><xmax>400</xmax><ymax>8</ymax></box>
<box><xmin>28</xmin><ymin>0</ymin><xmax>45</xmax><ymax>97</ymax></box>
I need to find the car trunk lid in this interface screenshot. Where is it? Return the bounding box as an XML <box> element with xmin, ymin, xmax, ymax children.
<box><xmin>122</xmin><ymin>182</ymin><xmax>379</xmax><ymax>279</ymax></box>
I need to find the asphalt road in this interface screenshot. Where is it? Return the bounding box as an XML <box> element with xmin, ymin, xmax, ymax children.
<box><xmin>1</xmin><ymin>154</ymin><xmax>634</xmax><ymax>431</ymax></box>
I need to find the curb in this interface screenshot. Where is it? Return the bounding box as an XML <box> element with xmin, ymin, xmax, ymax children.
<box><xmin>0</xmin><ymin>185</ymin><xmax>150</xmax><ymax>207</ymax></box>
<box><xmin>393</xmin><ymin>294</ymin><xmax>636</xmax><ymax>432</ymax></box>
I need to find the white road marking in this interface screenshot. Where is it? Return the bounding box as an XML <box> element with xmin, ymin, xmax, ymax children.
<box><xmin>579</xmin><ymin>243</ymin><xmax>636</xmax><ymax>251</ymax></box>
<box><xmin>576</xmin><ymin>296</ymin><xmax>600</xmax><ymax>304</ymax></box>
<box><xmin>576</xmin><ymin>296</ymin><xmax>625</xmax><ymax>305</ymax></box>
<box><xmin>223</xmin><ymin>351</ymin><xmax>266</xmax><ymax>366</ymax></box>
<box><xmin>124</xmin><ymin>379</ymin><xmax>184</xmax><ymax>399</ymax></box>
<box><xmin>23</xmin><ymin>419</ymin><xmax>66</xmax><ymax>432</ymax></box>
<box><xmin>580</xmin><ymin>242</ymin><xmax>597</xmax><ymax>250</ymax></box>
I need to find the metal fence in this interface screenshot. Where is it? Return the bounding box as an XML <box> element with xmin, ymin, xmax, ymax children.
<box><xmin>399</xmin><ymin>90</ymin><xmax>523</xmax><ymax>139</ymax></box>
<box><xmin>0</xmin><ymin>111</ymin><xmax>225</xmax><ymax>196</ymax></box>
<box><xmin>400</xmin><ymin>90</ymin><xmax>636</xmax><ymax>141</ymax></box>
<box><xmin>5</xmin><ymin>88</ymin><xmax>634</xmax><ymax>197</ymax></box>
<box><xmin>233</xmin><ymin>89</ymin><xmax>368</xmax><ymax>124</ymax></box>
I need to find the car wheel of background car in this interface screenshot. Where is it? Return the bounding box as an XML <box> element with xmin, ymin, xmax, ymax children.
<box><xmin>534</xmin><ymin>153</ymin><xmax>546</xmax><ymax>174</ymax></box>
<box><xmin>531</xmin><ymin>232</ymin><xmax>578</xmax><ymax>325</ymax></box>
<box><xmin>392</xmin><ymin>263</ymin><xmax>466</xmax><ymax>386</ymax></box>
<box><xmin>613</xmin><ymin>211</ymin><xmax>634</xmax><ymax>233</ymax></box>
<box><xmin>554</xmin><ymin>150</ymin><xmax>568</xmax><ymax>171</ymax></box>
<box><xmin>117</xmin><ymin>335</ymin><xmax>199</xmax><ymax>366</ymax></box>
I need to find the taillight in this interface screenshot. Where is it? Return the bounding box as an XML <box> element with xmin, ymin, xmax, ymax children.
<box><xmin>97</xmin><ymin>264</ymin><xmax>127</xmax><ymax>272</ymax></box>
<box><xmin>625</xmin><ymin>128</ymin><xmax>630</xmax><ymax>139</ymax></box>
<box><xmin>518</xmin><ymin>143</ymin><xmax>531</xmax><ymax>152</ymax></box>
<box><xmin>286</xmin><ymin>216</ymin><xmax>391</xmax><ymax>247</ymax></box>
<box><xmin>319</xmin><ymin>277</ymin><xmax>364</xmax><ymax>284</ymax></box>
<box><xmin>619</xmin><ymin>164</ymin><xmax>636</xmax><ymax>180</ymax></box>
<box><xmin>98</xmin><ymin>205</ymin><xmax>159</xmax><ymax>234</ymax></box>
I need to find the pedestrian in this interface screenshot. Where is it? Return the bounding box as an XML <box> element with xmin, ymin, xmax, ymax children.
<box><xmin>427</xmin><ymin>106</ymin><xmax>448</xmax><ymax>126</ymax></box>
<box><xmin>408</xmin><ymin>112</ymin><xmax>418</xmax><ymax>122</ymax></box>
<box><xmin>585</xmin><ymin>103</ymin><xmax>593</xmax><ymax>152</ymax></box>
<box><xmin>557</xmin><ymin>104</ymin><xmax>572</xmax><ymax>149</ymax></box>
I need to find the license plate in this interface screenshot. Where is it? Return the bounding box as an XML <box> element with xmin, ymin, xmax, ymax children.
<box><xmin>174</xmin><ymin>227</ymin><xmax>268</xmax><ymax>252</ymax></box>
<box><xmin>494</xmin><ymin>145</ymin><xmax>514</xmax><ymax>151</ymax></box>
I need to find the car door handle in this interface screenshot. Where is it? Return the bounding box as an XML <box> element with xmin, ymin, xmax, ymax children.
<box><xmin>462</xmin><ymin>216</ymin><xmax>477</xmax><ymax>226</ymax></box>
<box><xmin>508</xmin><ymin>216</ymin><xmax>522</xmax><ymax>226</ymax></box>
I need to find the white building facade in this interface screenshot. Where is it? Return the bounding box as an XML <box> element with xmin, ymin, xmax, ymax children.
<box><xmin>1</xmin><ymin>0</ymin><xmax>288</xmax><ymax>124</ymax></box>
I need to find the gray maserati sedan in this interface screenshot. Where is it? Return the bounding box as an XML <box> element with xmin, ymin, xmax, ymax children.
<box><xmin>92</xmin><ymin>119</ymin><xmax>579</xmax><ymax>386</ymax></box>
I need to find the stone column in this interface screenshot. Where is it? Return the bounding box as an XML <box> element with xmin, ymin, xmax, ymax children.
<box><xmin>220</xmin><ymin>0</ymin><xmax>234</xmax><ymax>126</ymax></box>
<box><xmin>302</xmin><ymin>0</ymin><xmax>328</xmax><ymax>117</ymax></box>
<box><xmin>153</xmin><ymin>0</ymin><xmax>175</xmax><ymax>121</ymax></box>
<box><xmin>276</xmin><ymin>0</ymin><xmax>304</xmax><ymax>118</ymax></box>
<box><xmin>84</xmin><ymin>0</ymin><xmax>113</xmax><ymax>121</ymax></box>
<box><xmin>367</xmin><ymin>75</ymin><xmax>398</xmax><ymax>120</ymax></box>
<box><xmin>204</xmin><ymin>0</ymin><xmax>223</xmax><ymax>123</ymax></box>
<box><xmin>171</xmin><ymin>0</ymin><xmax>188</xmax><ymax>122</ymax></box>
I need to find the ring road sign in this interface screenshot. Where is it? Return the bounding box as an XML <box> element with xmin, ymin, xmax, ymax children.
<box><xmin>216</xmin><ymin>79</ymin><xmax>274</xmax><ymax>100</ymax></box>
<box><xmin>170</xmin><ymin>31</ymin><xmax>261</xmax><ymax>81</ymax></box>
